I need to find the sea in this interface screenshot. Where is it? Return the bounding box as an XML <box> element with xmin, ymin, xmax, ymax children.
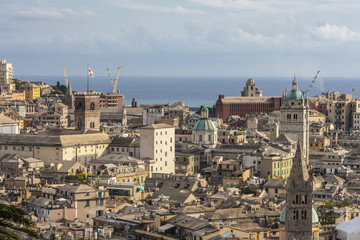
<box><xmin>15</xmin><ymin>75</ymin><xmax>359</xmax><ymax>108</ymax></box>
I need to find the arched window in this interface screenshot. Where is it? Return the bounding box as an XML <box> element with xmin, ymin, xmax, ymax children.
<box><xmin>90</xmin><ymin>102</ymin><xmax>95</xmax><ymax>110</ymax></box>
<box><xmin>77</xmin><ymin>102</ymin><xmax>82</xmax><ymax>110</ymax></box>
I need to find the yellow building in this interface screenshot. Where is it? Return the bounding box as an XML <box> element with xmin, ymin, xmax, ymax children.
<box><xmin>17</xmin><ymin>120</ymin><xmax>24</xmax><ymax>129</ymax></box>
<box><xmin>309</xmin><ymin>109</ymin><xmax>326</xmax><ymax>123</ymax></box>
<box><xmin>260</xmin><ymin>147</ymin><xmax>294</xmax><ymax>179</ymax></box>
<box><xmin>25</xmin><ymin>83</ymin><xmax>40</xmax><ymax>100</ymax></box>
<box><xmin>309</xmin><ymin>136</ymin><xmax>330</xmax><ymax>150</ymax></box>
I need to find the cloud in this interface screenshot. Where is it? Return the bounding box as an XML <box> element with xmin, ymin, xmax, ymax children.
<box><xmin>189</xmin><ymin>0</ymin><xmax>279</xmax><ymax>13</ymax></box>
<box><xmin>110</xmin><ymin>1</ymin><xmax>205</xmax><ymax>14</ymax></box>
<box><xmin>11</xmin><ymin>7</ymin><xmax>97</xmax><ymax>20</ymax></box>
<box><xmin>313</xmin><ymin>23</ymin><xmax>360</xmax><ymax>42</ymax></box>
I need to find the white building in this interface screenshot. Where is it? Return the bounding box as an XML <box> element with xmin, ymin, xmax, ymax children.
<box><xmin>142</xmin><ymin>106</ymin><xmax>164</xmax><ymax>126</ymax></box>
<box><xmin>0</xmin><ymin>59</ymin><xmax>14</xmax><ymax>92</ymax></box>
<box><xmin>140</xmin><ymin>123</ymin><xmax>175</xmax><ymax>176</ymax></box>
<box><xmin>352</xmin><ymin>112</ymin><xmax>360</xmax><ymax>130</ymax></box>
<box><xmin>336</xmin><ymin>217</ymin><xmax>360</xmax><ymax>240</ymax></box>
<box><xmin>0</xmin><ymin>114</ymin><xmax>19</xmax><ymax>134</ymax></box>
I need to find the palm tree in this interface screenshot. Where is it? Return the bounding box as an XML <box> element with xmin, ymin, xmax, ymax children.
<box><xmin>0</xmin><ymin>202</ymin><xmax>39</xmax><ymax>239</ymax></box>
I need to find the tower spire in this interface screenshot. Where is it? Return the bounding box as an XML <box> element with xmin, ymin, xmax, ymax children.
<box><xmin>292</xmin><ymin>76</ymin><xmax>298</xmax><ymax>91</ymax></box>
<box><xmin>66</xmin><ymin>81</ymin><xmax>73</xmax><ymax>97</ymax></box>
<box><xmin>290</xmin><ymin>141</ymin><xmax>309</xmax><ymax>181</ymax></box>
<box><xmin>285</xmin><ymin>141</ymin><xmax>313</xmax><ymax>240</ymax></box>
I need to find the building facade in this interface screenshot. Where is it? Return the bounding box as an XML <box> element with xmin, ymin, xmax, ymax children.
<box><xmin>142</xmin><ymin>105</ymin><xmax>164</xmax><ymax>126</ymax></box>
<box><xmin>99</xmin><ymin>93</ymin><xmax>123</xmax><ymax>108</ymax></box>
<box><xmin>25</xmin><ymin>83</ymin><xmax>41</xmax><ymax>100</ymax></box>
<box><xmin>0</xmin><ymin>132</ymin><xmax>110</xmax><ymax>164</ymax></box>
<box><xmin>280</xmin><ymin>78</ymin><xmax>310</xmax><ymax>162</ymax></box>
<box><xmin>140</xmin><ymin>124</ymin><xmax>175</xmax><ymax>175</ymax></box>
<box><xmin>74</xmin><ymin>92</ymin><xmax>101</xmax><ymax>131</ymax></box>
<box><xmin>216</xmin><ymin>95</ymin><xmax>281</xmax><ymax>121</ymax></box>
<box><xmin>0</xmin><ymin>59</ymin><xmax>14</xmax><ymax>92</ymax></box>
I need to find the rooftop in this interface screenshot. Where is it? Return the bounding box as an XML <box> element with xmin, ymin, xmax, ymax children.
<box><xmin>141</xmin><ymin>123</ymin><xmax>175</xmax><ymax>129</ymax></box>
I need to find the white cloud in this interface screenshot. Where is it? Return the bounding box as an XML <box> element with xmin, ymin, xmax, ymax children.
<box><xmin>314</xmin><ymin>23</ymin><xmax>360</xmax><ymax>42</ymax></box>
<box><xmin>189</xmin><ymin>0</ymin><xmax>280</xmax><ymax>13</ymax></box>
<box><xmin>110</xmin><ymin>1</ymin><xmax>205</xmax><ymax>14</ymax></box>
<box><xmin>11</xmin><ymin>7</ymin><xmax>97</xmax><ymax>20</ymax></box>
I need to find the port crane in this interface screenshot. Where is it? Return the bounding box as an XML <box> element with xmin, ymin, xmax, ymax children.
<box><xmin>106</xmin><ymin>67</ymin><xmax>121</xmax><ymax>94</ymax></box>
<box><xmin>305</xmin><ymin>70</ymin><xmax>320</xmax><ymax>99</ymax></box>
<box><xmin>61</xmin><ymin>65</ymin><xmax>69</xmax><ymax>87</ymax></box>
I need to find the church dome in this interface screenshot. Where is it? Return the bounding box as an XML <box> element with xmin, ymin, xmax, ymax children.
<box><xmin>285</xmin><ymin>77</ymin><xmax>303</xmax><ymax>100</ymax></box>
<box><xmin>192</xmin><ymin>119</ymin><xmax>217</xmax><ymax>131</ymax></box>
<box><xmin>246</xmin><ymin>78</ymin><xmax>255</xmax><ymax>86</ymax></box>
<box><xmin>286</xmin><ymin>90</ymin><xmax>303</xmax><ymax>100</ymax></box>
<box><xmin>279</xmin><ymin>207</ymin><xmax>320</xmax><ymax>225</ymax></box>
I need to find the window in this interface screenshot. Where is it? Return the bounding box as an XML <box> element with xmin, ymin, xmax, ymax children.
<box><xmin>85</xmin><ymin>200</ymin><xmax>90</xmax><ymax>207</ymax></box>
<box><xmin>301</xmin><ymin>210</ymin><xmax>307</xmax><ymax>220</ymax></box>
<box><xmin>293</xmin><ymin>210</ymin><xmax>299</xmax><ymax>219</ymax></box>
<box><xmin>90</xmin><ymin>102</ymin><xmax>95</xmax><ymax>110</ymax></box>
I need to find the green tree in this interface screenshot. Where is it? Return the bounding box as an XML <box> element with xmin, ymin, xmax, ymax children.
<box><xmin>0</xmin><ymin>203</ymin><xmax>39</xmax><ymax>239</ymax></box>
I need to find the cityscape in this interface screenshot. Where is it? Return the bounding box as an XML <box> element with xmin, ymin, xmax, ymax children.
<box><xmin>2</xmin><ymin>1</ymin><xmax>360</xmax><ymax>240</ymax></box>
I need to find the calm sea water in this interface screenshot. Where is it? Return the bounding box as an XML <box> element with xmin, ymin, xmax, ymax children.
<box><xmin>15</xmin><ymin>75</ymin><xmax>359</xmax><ymax>108</ymax></box>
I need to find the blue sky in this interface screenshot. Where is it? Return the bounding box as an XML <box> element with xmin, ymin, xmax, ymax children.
<box><xmin>2</xmin><ymin>0</ymin><xmax>360</xmax><ymax>77</ymax></box>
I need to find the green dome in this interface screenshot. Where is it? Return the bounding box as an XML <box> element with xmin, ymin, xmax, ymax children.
<box><xmin>286</xmin><ymin>90</ymin><xmax>303</xmax><ymax>100</ymax></box>
<box><xmin>192</xmin><ymin>119</ymin><xmax>217</xmax><ymax>131</ymax></box>
<box><xmin>279</xmin><ymin>207</ymin><xmax>319</xmax><ymax>225</ymax></box>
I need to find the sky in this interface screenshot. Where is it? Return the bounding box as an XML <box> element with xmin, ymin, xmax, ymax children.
<box><xmin>2</xmin><ymin>0</ymin><xmax>360</xmax><ymax>77</ymax></box>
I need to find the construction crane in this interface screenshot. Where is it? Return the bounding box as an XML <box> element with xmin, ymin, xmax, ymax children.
<box><xmin>61</xmin><ymin>65</ymin><xmax>69</xmax><ymax>86</ymax></box>
<box><xmin>106</xmin><ymin>68</ymin><xmax>114</xmax><ymax>91</ymax></box>
<box><xmin>106</xmin><ymin>67</ymin><xmax>122</xmax><ymax>94</ymax></box>
<box><xmin>305</xmin><ymin>70</ymin><xmax>320</xmax><ymax>99</ymax></box>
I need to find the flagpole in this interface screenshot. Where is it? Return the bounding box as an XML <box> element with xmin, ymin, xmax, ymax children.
<box><xmin>87</xmin><ymin>65</ymin><xmax>89</xmax><ymax>92</ymax></box>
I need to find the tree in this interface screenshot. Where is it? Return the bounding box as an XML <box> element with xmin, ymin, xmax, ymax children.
<box><xmin>0</xmin><ymin>203</ymin><xmax>39</xmax><ymax>239</ymax></box>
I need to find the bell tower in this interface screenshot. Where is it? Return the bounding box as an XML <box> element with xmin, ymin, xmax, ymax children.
<box><xmin>280</xmin><ymin>78</ymin><xmax>309</xmax><ymax>163</ymax></box>
<box><xmin>74</xmin><ymin>91</ymin><xmax>101</xmax><ymax>132</ymax></box>
<box><xmin>285</xmin><ymin>142</ymin><xmax>313</xmax><ymax>240</ymax></box>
